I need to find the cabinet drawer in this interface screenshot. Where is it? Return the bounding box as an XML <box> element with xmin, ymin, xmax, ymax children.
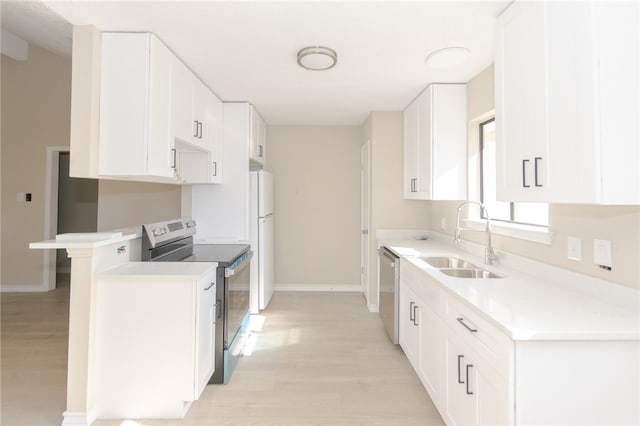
<box><xmin>444</xmin><ymin>296</ymin><xmax>513</xmax><ymax>379</ymax></box>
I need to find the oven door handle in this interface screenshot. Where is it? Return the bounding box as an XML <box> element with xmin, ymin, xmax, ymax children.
<box><xmin>225</xmin><ymin>251</ymin><xmax>253</xmax><ymax>277</ymax></box>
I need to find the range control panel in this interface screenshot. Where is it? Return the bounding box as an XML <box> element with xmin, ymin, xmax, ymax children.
<box><xmin>142</xmin><ymin>218</ymin><xmax>197</xmax><ymax>248</ymax></box>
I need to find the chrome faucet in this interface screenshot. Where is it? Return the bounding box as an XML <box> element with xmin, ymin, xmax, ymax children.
<box><xmin>454</xmin><ymin>201</ymin><xmax>497</xmax><ymax>265</ymax></box>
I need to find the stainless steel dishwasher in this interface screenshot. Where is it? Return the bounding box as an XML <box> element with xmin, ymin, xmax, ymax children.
<box><xmin>378</xmin><ymin>246</ymin><xmax>399</xmax><ymax>344</ymax></box>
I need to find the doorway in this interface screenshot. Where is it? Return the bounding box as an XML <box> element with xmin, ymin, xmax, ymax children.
<box><xmin>47</xmin><ymin>149</ymin><xmax>98</xmax><ymax>288</ymax></box>
<box><xmin>360</xmin><ymin>141</ymin><xmax>371</xmax><ymax>304</ymax></box>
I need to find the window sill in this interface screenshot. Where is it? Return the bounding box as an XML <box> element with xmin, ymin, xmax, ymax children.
<box><xmin>465</xmin><ymin>218</ymin><xmax>554</xmax><ymax>245</ymax></box>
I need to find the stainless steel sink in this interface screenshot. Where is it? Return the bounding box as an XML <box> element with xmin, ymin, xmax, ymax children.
<box><xmin>420</xmin><ymin>256</ymin><xmax>479</xmax><ymax>269</ymax></box>
<box><xmin>439</xmin><ymin>268</ymin><xmax>502</xmax><ymax>279</ymax></box>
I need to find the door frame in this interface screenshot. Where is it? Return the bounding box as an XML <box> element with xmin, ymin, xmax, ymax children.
<box><xmin>360</xmin><ymin>141</ymin><xmax>372</xmax><ymax>306</ymax></box>
<box><xmin>42</xmin><ymin>146</ymin><xmax>70</xmax><ymax>291</ymax></box>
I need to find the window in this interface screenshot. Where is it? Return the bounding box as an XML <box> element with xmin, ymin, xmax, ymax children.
<box><xmin>479</xmin><ymin>118</ymin><xmax>549</xmax><ymax>227</ymax></box>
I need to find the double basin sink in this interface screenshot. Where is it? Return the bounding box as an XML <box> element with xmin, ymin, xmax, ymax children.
<box><xmin>419</xmin><ymin>256</ymin><xmax>502</xmax><ymax>279</ymax></box>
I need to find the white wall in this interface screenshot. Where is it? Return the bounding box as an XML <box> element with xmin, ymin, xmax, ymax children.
<box><xmin>1</xmin><ymin>43</ymin><xmax>183</xmax><ymax>289</ymax></box>
<box><xmin>266</xmin><ymin>126</ymin><xmax>361</xmax><ymax>289</ymax></box>
<box><xmin>96</xmin><ymin>180</ymin><xmax>182</xmax><ymax>231</ymax></box>
<box><xmin>427</xmin><ymin>65</ymin><xmax>640</xmax><ymax>290</ymax></box>
<box><xmin>1</xmin><ymin>45</ymin><xmax>71</xmax><ymax>289</ymax></box>
<box><xmin>363</xmin><ymin>112</ymin><xmax>431</xmax><ymax>307</ymax></box>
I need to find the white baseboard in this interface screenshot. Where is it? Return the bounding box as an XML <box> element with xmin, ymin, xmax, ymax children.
<box><xmin>0</xmin><ymin>284</ymin><xmax>49</xmax><ymax>292</ymax></box>
<box><xmin>368</xmin><ymin>304</ymin><xmax>379</xmax><ymax>313</ymax></box>
<box><xmin>275</xmin><ymin>284</ymin><xmax>362</xmax><ymax>292</ymax></box>
<box><xmin>62</xmin><ymin>407</ymin><xmax>96</xmax><ymax>425</ymax></box>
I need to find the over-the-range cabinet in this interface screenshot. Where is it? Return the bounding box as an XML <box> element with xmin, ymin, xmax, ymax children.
<box><xmin>186</xmin><ymin>102</ymin><xmax>274</xmax><ymax>313</ymax></box>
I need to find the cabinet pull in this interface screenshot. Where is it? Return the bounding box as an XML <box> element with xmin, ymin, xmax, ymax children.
<box><xmin>258</xmin><ymin>145</ymin><xmax>263</xmax><ymax>157</ymax></box>
<box><xmin>204</xmin><ymin>282</ymin><xmax>215</xmax><ymax>291</ymax></box>
<box><xmin>457</xmin><ymin>317</ymin><xmax>478</xmax><ymax>333</ymax></box>
<box><xmin>194</xmin><ymin>120</ymin><xmax>199</xmax><ymax>138</ymax></box>
<box><xmin>212</xmin><ymin>161</ymin><xmax>217</xmax><ymax>177</ymax></box>
<box><xmin>412</xmin><ymin>305</ymin><xmax>419</xmax><ymax>326</ymax></box>
<box><xmin>216</xmin><ymin>298</ymin><xmax>222</xmax><ymax>319</ymax></box>
<box><xmin>534</xmin><ymin>157</ymin><xmax>543</xmax><ymax>187</ymax></box>
<box><xmin>198</xmin><ymin>121</ymin><xmax>203</xmax><ymax>139</ymax></box>
<box><xmin>409</xmin><ymin>301</ymin><xmax>415</xmax><ymax>321</ymax></box>
<box><xmin>466</xmin><ymin>364</ymin><xmax>474</xmax><ymax>395</ymax></box>
<box><xmin>522</xmin><ymin>159</ymin><xmax>530</xmax><ymax>188</ymax></box>
<box><xmin>171</xmin><ymin>148</ymin><xmax>177</xmax><ymax>169</ymax></box>
<box><xmin>457</xmin><ymin>355</ymin><xmax>464</xmax><ymax>384</ymax></box>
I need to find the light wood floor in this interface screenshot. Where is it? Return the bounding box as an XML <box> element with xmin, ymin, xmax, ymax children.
<box><xmin>2</xmin><ymin>289</ymin><xmax>444</xmax><ymax>426</ymax></box>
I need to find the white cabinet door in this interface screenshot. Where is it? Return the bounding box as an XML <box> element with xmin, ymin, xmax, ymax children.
<box><xmin>445</xmin><ymin>334</ymin><xmax>477</xmax><ymax>426</ymax></box>
<box><xmin>403</xmin><ymin>97</ymin><xmax>420</xmax><ymax>198</ymax></box>
<box><xmin>209</xmin><ymin>94</ymin><xmax>223</xmax><ymax>183</ymax></box>
<box><xmin>418</xmin><ymin>302</ymin><xmax>444</xmax><ymax>405</ymax></box>
<box><xmin>403</xmin><ymin>84</ymin><xmax>467</xmax><ymax>200</ymax></box>
<box><xmin>172</xmin><ymin>58</ymin><xmax>197</xmax><ymax>146</ymax></box>
<box><xmin>195</xmin><ymin>273</ymin><xmax>215</xmax><ymax>397</ymax></box>
<box><xmin>496</xmin><ymin>0</ymin><xmax>639</xmax><ymax>204</ymax></box>
<box><xmin>399</xmin><ymin>280</ymin><xmax>420</xmax><ymax>368</ymax></box>
<box><xmin>495</xmin><ymin>1</ymin><xmax>547</xmax><ymax>202</ymax></box>
<box><xmin>249</xmin><ymin>105</ymin><xmax>266</xmax><ymax>165</ymax></box>
<box><xmin>98</xmin><ymin>33</ymin><xmax>175</xmax><ymax>179</ymax></box>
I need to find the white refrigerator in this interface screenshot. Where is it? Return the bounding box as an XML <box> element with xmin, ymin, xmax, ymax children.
<box><xmin>249</xmin><ymin>170</ymin><xmax>274</xmax><ymax>314</ymax></box>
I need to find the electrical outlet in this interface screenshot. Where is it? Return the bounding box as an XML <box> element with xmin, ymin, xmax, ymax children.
<box><xmin>440</xmin><ymin>217</ymin><xmax>447</xmax><ymax>230</ymax></box>
<box><xmin>567</xmin><ymin>236</ymin><xmax>581</xmax><ymax>261</ymax></box>
<box><xmin>593</xmin><ymin>239</ymin><xmax>612</xmax><ymax>269</ymax></box>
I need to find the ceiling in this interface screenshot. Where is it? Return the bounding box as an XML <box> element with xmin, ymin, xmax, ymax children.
<box><xmin>1</xmin><ymin>1</ymin><xmax>509</xmax><ymax>126</ymax></box>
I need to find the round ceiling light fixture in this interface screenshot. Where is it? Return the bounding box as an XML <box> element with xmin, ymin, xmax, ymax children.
<box><xmin>297</xmin><ymin>46</ymin><xmax>338</xmax><ymax>71</ymax></box>
<box><xmin>425</xmin><ymin>46</ymin><xmax>471</xmax><ymax>69</ymax></box>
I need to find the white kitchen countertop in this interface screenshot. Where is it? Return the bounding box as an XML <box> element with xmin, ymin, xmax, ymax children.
<box><xmin>98</xmin><ymin>261</ymin><xmax>217</xmax><ymax>280</ymax></box>
<box><xmin>380</xmin><ymin>238</ymin><xmax>640</xmax><ymax>341</ymax></box>
<box><xmin>30</xmin><ymin>227</ymin><xmax>141</xmax><ymax>249</ymax></box>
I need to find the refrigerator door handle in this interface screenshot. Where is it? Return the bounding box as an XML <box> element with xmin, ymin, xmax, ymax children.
<box><xmin>260</xmin><ymin>213</ymin><xmax>274</xmax><ymax>219</ymax></box>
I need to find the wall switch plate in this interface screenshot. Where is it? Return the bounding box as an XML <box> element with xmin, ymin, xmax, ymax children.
<box><xmin>440</xmin><ymin>217</ymin><xmax>447</xmax><ymax>230</ymax></box>
<box><xmin>16</xmin><ymin>192</ymin><xmax>25</xmax><ymax>202</ymax></box>
<box><xmin>593</xmin><ymin>239</ymin><xmax>612</xmax><ymax>269</ymax></box>
<box><xmin>567</xmin><ymin>236</ymin><xmax>581</xmax><ymax>261</ymax></box>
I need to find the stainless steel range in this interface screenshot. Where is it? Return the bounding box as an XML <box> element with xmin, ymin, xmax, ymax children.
<box><xmin>141</xmin><ymin>217</ymin><xmax>251</xmax><ymax>384</ymax></box>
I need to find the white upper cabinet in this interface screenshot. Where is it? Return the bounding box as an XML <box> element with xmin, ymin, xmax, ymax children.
<box><xmin>495</xmin><ymin>0</ymin><xmax>639</xmax><ymax>204</ymax></box>
<box><xmin>403</xmin><ymin>84</ymin><xmax>467</xmax><ymax>200</ymax></box>
<box><xmin>98</xmin><ymin>33</ymin><xmax>175</xmax><ymax>178</ymax></box>
<box><xmin>171</xmin><ymin>52</ymin><xmax>223</xmax><ymax>184</ymax></box>
<box><xmin>249</xmin><ymin>105</ymin><xmax>267</xmax><ymax>166</ymax></box>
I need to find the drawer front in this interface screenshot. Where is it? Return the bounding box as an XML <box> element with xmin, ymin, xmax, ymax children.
<box><xmin>444</xmin><ymin>296</ymin><xmax>513</xmax><ymax>379</ymax></box>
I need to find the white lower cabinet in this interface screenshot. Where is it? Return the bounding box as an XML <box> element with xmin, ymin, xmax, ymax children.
<box><xmin>96</xmin><ymin>265</ymin><xmax>216</xmax><ymax>419</ymax></box>
<box><xmin>399</xmin><ymin>259</ymin><xmax>639</xmax><ymax>425</ymax></box>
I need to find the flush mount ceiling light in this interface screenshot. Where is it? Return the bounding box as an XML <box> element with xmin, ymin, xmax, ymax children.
<box><xmin>425</xmin><ymin>46</ymin><xmax>471</xmax><ymax>69</ymax></box>
<box><xmin>297</xmin><ymin>46</ymin><xmax>338</xmax><ymax>71</ymax></box>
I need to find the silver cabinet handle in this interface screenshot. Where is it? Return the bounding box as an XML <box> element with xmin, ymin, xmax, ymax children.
<box><xmin>522</xmin><ymin>159</ymin><xmax>530</xmax><ymax>188</ymax></box>
<box><xmin>409</xmin><ymin>301</ymin><xmax>415</xmax><ymax>321</ymax></box>
<box><xmin>457</xmin><ymin>317</ymin><xmax>478</xmax><ymax>333</ymax></box>
<box><xmin>212</xmin><ymin>161</ymin><xmax>217</xmax><ymax>177</ymax></box>
<box><xmin>198</xmin><ymin>121</ymin><xmax>203</xmax><ymax>139</ymax></box>
<box><xmin>534</xmin><ymin>157</ymin><xmax>543</xmax><ymax>187</ymax></box>
<box><xmin>204</xmin><ymin>282</ymin><xmax>215</xmax><ymax>291</ymax></box>
<box><xmin>258</xmin><ymin>145</ymin><xmax>263</xmax><ymax>157</ymax></box>
<box><xmin>457</xmin><ymin>355</ymin><xmax>464</xmax><ymax>384</ymax></box>
<box><xmin>194</xmin><ymin>120</ymin><xmax>199</xmax><ymax>138</ymax></box>
<box><xmin>412</xmin><ymin>305</ymin><xmax>419</xmax><ymax>326</ymax></box>
<box><xmin>171</xmin><ymin>148</ymin><xmax>177</xmax><ymax>169</ymax></box>
<box><xmin>466</xmin><ymin>364</ymin><xmax>474</xmax><ymax>395</ymax></box>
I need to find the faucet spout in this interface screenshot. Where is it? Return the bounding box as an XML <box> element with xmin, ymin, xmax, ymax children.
<box><xmin>453</xmin><ymin>201</ymin><xmax>497</xmax><ymax>265</ymax></box>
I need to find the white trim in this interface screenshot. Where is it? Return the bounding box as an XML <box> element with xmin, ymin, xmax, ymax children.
<box><xmin>465</xmin><ymin>218</ymin><xmax>554</xmax><ymax>245</ymax></box>
<box><xmin>367</xmin><ymin>304</ymin><xmax>379</xmax><ymax>313</ymax></box>
<box><xmin>43</xmin><ymin>146</ymin><xmax>70</xmax><ymax>291</ymax></box>
<box><xmin>275</xmin><ymin>284</ymin><xmax>362</xmax><ymax>292</ymax></box>
<box><xmin>61</xmin><ymin>407</ymin><xmax>97</xmax><ymax>426</ymax></box>
<box><xmin>0</xmin><ymin>284</ymin><xmax>51</xmax><ymax>293</ymax></box>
